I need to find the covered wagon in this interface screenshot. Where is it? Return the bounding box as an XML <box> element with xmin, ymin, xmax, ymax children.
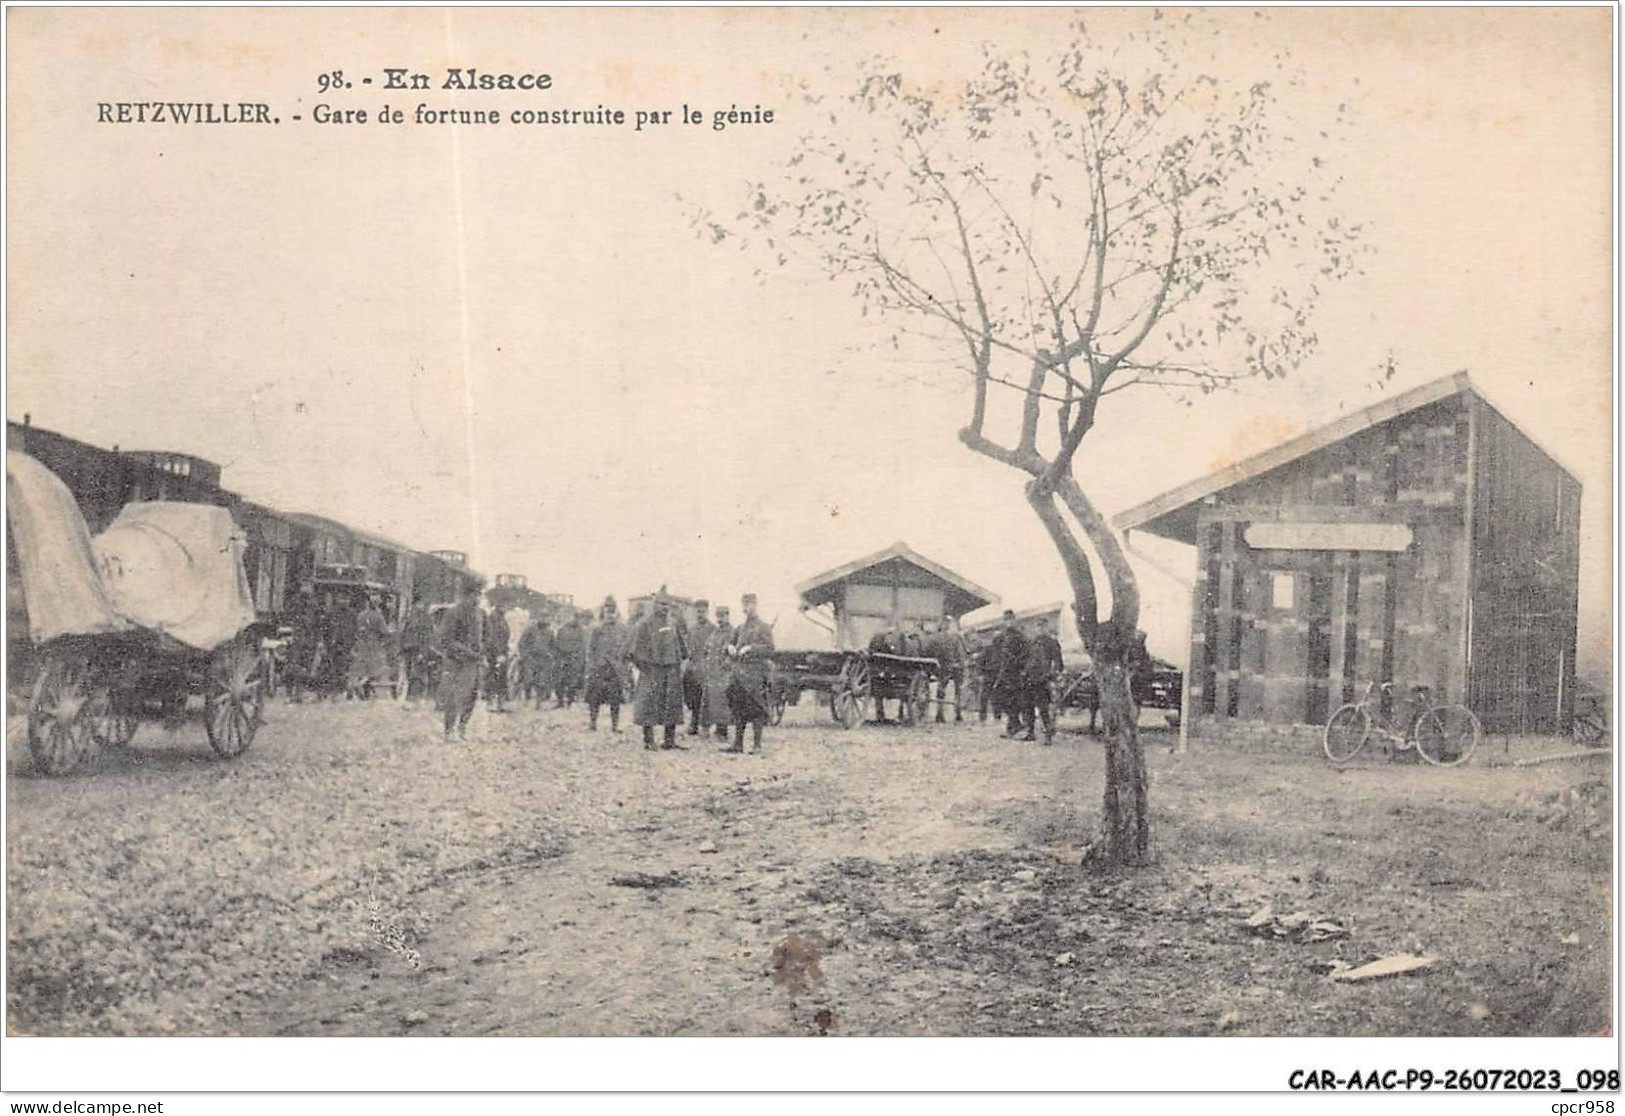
<box><xmin>8</xmin><ymin>449</ymin><xmax>271</xmax><ymax>774</ymax></box>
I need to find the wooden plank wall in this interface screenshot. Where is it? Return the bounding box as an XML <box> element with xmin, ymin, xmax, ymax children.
<box><xmin>1189</xmin><ymin>397</ymin><xmax>1472</xmax><ymax>728</ymax></box>
<box><xmin>1468</xmin><ymin>400</ymin><xmax>1582</xmax><ymax>733</ymax></box>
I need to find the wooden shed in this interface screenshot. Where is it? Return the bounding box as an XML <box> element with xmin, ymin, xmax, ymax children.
<box><xmin>796</xmin><ymin>542</ymin><xmax>997</xmax><ymax>651</ymax></box>
<box><xmin>1113</xmin><ymin>373</ymin><xmax>1580</xmax><ymax>742</ymax></box>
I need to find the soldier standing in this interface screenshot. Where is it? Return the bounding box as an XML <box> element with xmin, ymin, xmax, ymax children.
<box><xmin>484</xmin><ymin>602</ymin><xmax>512</xmax><ymax>712</ymax></box>
<box><xmin>1020</xmin><ymin>616</ymin><xmax>1065</xmax><ymax>744</ymax></box>
<box><xmin>726</xmin><ymin>593</ymin><xmax>776</xmax><ymax>754</ymax></box>
<box><xmin>703</xmin><ymin>604</ymin><xmax>735</xmax><ymax>741</ymax></box>
<box><xmin>924</xmin><ymin>617</ymin><xmax>970</xmax><ymax>724</ymax></box>
<box><xmin>584</xmin><ymin>597</ymin><xmax>629</xmax><ymax>732</ymax></box>
<box><xmin>973</xmin><ymin>631</ymin><xmax>998</xmax><ymax>723</ymax></box>
<box><xmin>438</xmin><ymin>580</ymin><xmax>484</xmax><ymax>741</ymax></box>
<box><xmin>685</xmin><ymin>599</ymin><xmax>715</xmax><ymax>736</ymax></box>
<box><xmin>990</xmin><ymin>610</ymin><xmax>1030</xmax><ymax>739</ymax></box>
<box><xmin>630</xmin><ymin>594</ymin><xmax>689</xmax><ymax>750</ymax></box>
<box><xmin>517</xmin><ymin>614</ymin><xmax>555</xmax><ymax>709</ymax></box>
<box><xmin>400</xmin><ymin>601</ymin><xmax>436</xmax><ymax>702</ymax></box>
<box><xmin>553</xmin><ymin>610</ymin><xmax>587</xmax><ymax>708</ymax></box>
<box><xmin>286</xmin><ymin>583</ymin><xmax>322</xmax><ymax>702</ymax></box>
<box><xmin>327</xmin><ymin>594</ymin><xmax>359</xmax><ymax>700</ymax></box>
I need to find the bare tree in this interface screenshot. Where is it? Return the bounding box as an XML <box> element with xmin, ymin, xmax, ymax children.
<box><xmin>695</xmin><ymin>18</ymin><xmax>1364</xmax><ymax>865</ymax></box>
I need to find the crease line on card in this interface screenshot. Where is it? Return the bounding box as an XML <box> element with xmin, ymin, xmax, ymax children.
<box><xmin>447</xmin><ymin>8</ymin><xmax>482</xmax><ymax>573</ymax></box>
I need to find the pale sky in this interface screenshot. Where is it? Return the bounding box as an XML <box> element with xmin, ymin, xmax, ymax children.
<box><xmin>6</xmin><ymin>7</ymin><xmax>1614</xmax><ymax>675</ymax></box>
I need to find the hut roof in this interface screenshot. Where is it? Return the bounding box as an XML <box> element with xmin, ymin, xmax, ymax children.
<box><xmin>1111</xmin><ymin>372</ymin><xmax>1578</xmax><ymax>545</ymax></box>
<box><xmin>795</xmin><ymin>541</ymin><xmax>997</xmax><ymax>616</ymax></box>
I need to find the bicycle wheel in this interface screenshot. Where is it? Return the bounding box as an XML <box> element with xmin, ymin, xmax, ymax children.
<box><xmin>1413</xmin><ymin>704</ymin><xmax>1480</xmax><ymax>767</ymax></box>
<box><xmin>1574</xmin><ymin>710</ymin><xmax>1608</xmax><ymax>748</ymax></box>
<box><xmin>1323</xmin><ymin>704</ymin><xmax>1370</xmax><ymax>763</ymax></box>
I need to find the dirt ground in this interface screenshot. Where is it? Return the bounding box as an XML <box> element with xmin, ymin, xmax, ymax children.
<box><xmin>5</xmin><ymin>695</ymin><xmax>1612</xmax><ymax>1037</ymax></box>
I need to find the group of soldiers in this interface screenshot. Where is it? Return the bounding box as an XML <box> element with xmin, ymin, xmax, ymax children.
<box><xmin>431</xmin><ymin>583</ymin><xmax>778</xmax><ymax>753</ymax></box>
<box><xmin>280</xmin><ymin>585</ymin><xmax>400</xmax><ymax>701</ymax></box>
<box><xmin>859</xmin><ymin>610</ymin><xmax>1064</xmax><ymax>742</ymax></box>
<box><xmin>971</xmin><ymin>609</ymin><xmax>1067</xmax><ymax>744</ymax></box>
<box><xmin>283</xmin><ymin>581</ymin><xmax>1112</xmax><ymax>750</ymax></box>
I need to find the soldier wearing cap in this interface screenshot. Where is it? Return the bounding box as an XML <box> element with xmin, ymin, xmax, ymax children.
<box><xmin>552</xmin><ymin>610</ymin><xmax>587</xmax><ymax>708</ymax></box>
<box><xmin>725</xmin><ymin>592</ymin><xmax>776</xmax><ymax>754</ymax></box>
<box><xmin>585</xmin><ymin>596</ymin><xmax>629</xmax><ymax>733</ymax></box>
<box><xmin>517</xmin><ymin>611</ymin><xmax>555</xmax><ymax>709</ymax></box>
<box><xmin>484</xmin><ymin>601</ymin><xmax>512</xmax><ymax>712</ymax></box>
<box><xmin>630</xmin><ymin>593</ymin><xmax>689</xmax><ymax>750</ymax></box>
<box><xmin>1019</xmin><ymin>615</ymin><xmax>1065</xmax><ymax>744</ymax></box>
<box><xmin>989</xmin><ymin>608</ymin><xmax>1029</xmax><ymax>738</ymax></box>
<box><xmin>684</xmin><ymin>598</ymin><xmax>715</xmax><ymax>736</ymax></box>
<box><xmin>438</xmin><ymin>579</ymin><xmax>484</xmax><ymax>740</ymax></box>
<box><xmin>703</xmin><ymin>604</ymin><xmax>735</xmax><ymax>740</ymax></box>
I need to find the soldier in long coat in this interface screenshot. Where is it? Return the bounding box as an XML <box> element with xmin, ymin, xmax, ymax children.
<box><xmin>630</xmin><ymin>596</ymin><xmax>689</xmax><ymax>750</ymax></box>
<box><xmin>584</xmin><ymin>597</ymin><xmax>629</xmax><ymax>732</ymax></box>
<box><xmin>348</xmin><ymin>592</ymin><xmax>393</xmax><ymax>699</ymax></box>
<box><xmin>438</xmin><ymin>581</ymin><xmax>484</xmax><ymax>740</ymax></box>
<box><xmin>726</xmin><ymin>593</ymin><xmax>776</xmax><ymax>754</ymax></box>
<box><xmin>552</xmin><ymin>611</ymin><xmax>587</xmax><ymax>708</ymax></box>
<box><xmin>923</xmin><ymin>618</ymin><xmax>970</xmax><ymax>723</ymax></box>
<box><xmin>400</xmin><ymin>601</ymin><xmax>436</xmax><ymax>702</ymax></box>
<box><xmin>326</xmin><ymin>595</ymin><xmax>358</xmax><ymax>700</ymax></box>
<box><xmin>285</xmin><ymin>584</ymin><xmax>323</xmax><ymax>702</ymax></box>
<box><xmin>684</xmin><ymin>599</ymin><xmax>716</xmax><ymax>736</ymax></box>
<box><xmin>517</xmin><ymin>616</ymin><xmax>556</xmax><ymax>709</ymax></box>
<box><xmin>1019</xmin><ymin>616</ymin><xmax>1065</xmax><ymax>744</ymax></box>
<box><xmin>483</xmin><ymin>603</ymin><xmax>512</xmax><ymax>712</ymax></box>
<box><xmin>703</xmin><ymin>605</ymin><xmax>735</xmax><ymax>740</ymax></box>
<box><xmin>989</xmin><ymin>610</ymin><xmax>1030</xmax><ymax>738</ymax></box>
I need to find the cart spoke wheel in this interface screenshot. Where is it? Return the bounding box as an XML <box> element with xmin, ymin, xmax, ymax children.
<box><xmin>206</xmin><ymin>642</ymin><xmax>264</xmax><ymax>758</ymax></box>
<box><xmin>91</xmin><ymin>694</ymin><xmax>140</xmax><ymax>749</ymax></box>
<box><xmin>831</xmin><ymin>657</ymin><xmax>872</xmax><ymax>730</ymax></box>
<box><xmin>1323</xmin><ymin>705</ymin><xmax>1370</xmax><ymax>763</ymax></box>
<box><xmin>1413</xmin><ymin>704</ymin><xmax>1479</xmax><ymax>767</ymax></box>
<box><xmin>28</xmin><ymin>655</ymin><xmax>102</xmax><ymax>775</ymax></box>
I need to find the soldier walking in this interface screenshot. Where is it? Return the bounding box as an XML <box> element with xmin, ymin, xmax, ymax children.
<box><xmin>585</xmin><ymin>597</ymin><xmax>629</xmax><ymax>732</ymax></box>
<box><xmin>685</xmin><ymin>599</ymin><xmax>715</xmax><ymax>736</ymax></box>
<box><xmin>438</xmin><ymin>580</ymin><xmax>484</xmax><ymax>741</ymax></box>
<box><xmin>630</xmin><ymin>594</ymin><xmax>689</xmax><ymax>750</ymax></box>
<box><xmin>726</xmin><ymin>593</ymin><xmax>776</xmax><ymax>754</ymax></box>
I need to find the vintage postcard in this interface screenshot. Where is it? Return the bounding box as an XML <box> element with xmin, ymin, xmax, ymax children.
<box><xmin>3</xmin><ymin>3</ymin><xmax>1615</xmax><ymax>1096</ymax></box>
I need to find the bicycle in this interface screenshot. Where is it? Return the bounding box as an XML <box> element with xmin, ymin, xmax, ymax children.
<box><xmin>1323</xmin><ymin>681</ymin><xmax>1481</xmax><ymax>767</ymax></box>
<box><xmin>1568</xmin><ymin>689</ymin><xmax>1609</xmax><ymax>748</ymax></box>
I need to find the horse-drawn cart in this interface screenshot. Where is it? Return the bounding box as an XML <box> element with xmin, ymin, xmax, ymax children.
<box><xmin>766</xmin><ymin>649</ymin><xmax>939</xmax><ymax>729</ymax></box>
<box><xmin>8</xmin><ymin>450</ymin><xmax>270</xmax><ymax>775</ymax></box>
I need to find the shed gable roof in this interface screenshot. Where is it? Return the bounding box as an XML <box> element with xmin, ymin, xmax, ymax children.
<box><xmin>1112</xmin><ymin>372</ymin><xmax>1577</xmax><ymax>544</ymax></box>
<box><xmin>795</xmin><ymin>541</ymin><xmax>997</xmax><ymax>614</ymax></box>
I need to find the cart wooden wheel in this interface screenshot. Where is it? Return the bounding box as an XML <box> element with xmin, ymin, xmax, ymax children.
<box><xmin>91</xmin><ymin>691</ymin><xmax>140</xmax><ymax>749</ymax></box>
<box><xmin>904</xmin><ymin>669</ymin><xmax>932</xmax><ymax>726</ymax></box>
<box><xmin>28</xmin><ymin>653</ymin><xmax>103</xmax><ymax>775</ymax></box>
<box><xmin>830</xmin><ymin>657</ymin><xmax>870</xmax><ymax>730</ymax></box>
<box><xmin>206</xmin><ymin>641</ymin><xmax>264</xmax><ymax>758</ymax></box>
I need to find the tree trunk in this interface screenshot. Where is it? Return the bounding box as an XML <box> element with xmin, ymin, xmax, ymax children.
<box><xmin>1095</xmin><ymin>662</ymin><xmax>1149</xmax><ymax>866</ymax></box>
<box><xmin>1026</xmin><ymin>473</ymin><xmax>1150</xmax><ymax>868</ymax></box>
